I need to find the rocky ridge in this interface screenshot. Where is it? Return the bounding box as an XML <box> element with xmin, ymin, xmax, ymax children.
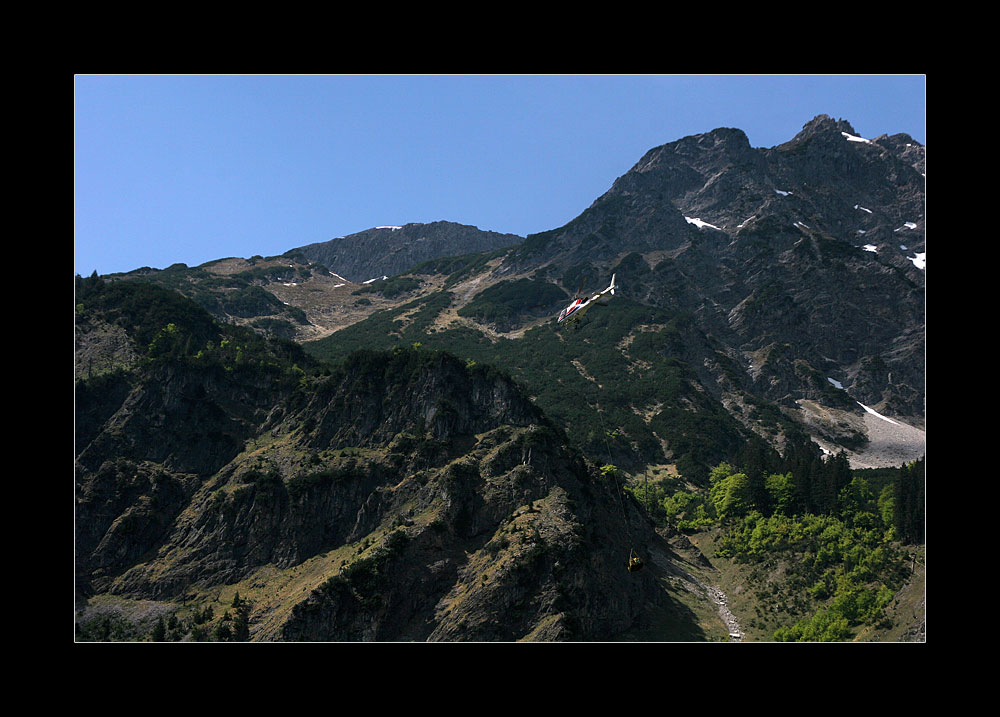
<box><xmin>295</xmin><ymin>221</ymin><xmax>523</xmax><ymax>283</ymax></box>
<box><xmin>74</xmin><ymin>287</ymin><xmax>702</xmax><ymax>640</ymax></box>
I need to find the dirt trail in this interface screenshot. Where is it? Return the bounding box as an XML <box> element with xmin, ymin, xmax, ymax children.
<box><xmin>705</xmin><ymin>586</ymin><xmax>744</xmax><ymax>641</ymax></box>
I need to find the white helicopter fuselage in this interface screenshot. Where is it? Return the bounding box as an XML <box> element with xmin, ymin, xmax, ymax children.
<box><xmin>557</xmin><ymin>274</ymin><xmax>616</xmax><ymax>324</ymax></box>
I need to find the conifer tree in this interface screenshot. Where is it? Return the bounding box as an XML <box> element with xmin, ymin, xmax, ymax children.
<box><xmin>893</xmin><ymin>459</ymin><xmax>925</xmax><ymax>544</ymax></box>
<box><xmin>152</xmin><ymin>617</ymin><xmax>166</xmax><ymax>642</ymax></box>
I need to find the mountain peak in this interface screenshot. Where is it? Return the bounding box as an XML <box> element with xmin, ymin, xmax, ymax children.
<box><xmin>295</xmin><ymin>221</ymin><xmax>522</xmax><ymax>283</ymax></box>
<box><xmin>633</xmin><ymin>125</ymin><xmax>752</xmax><ymax>171</ymax></box>
<box><xmin>795</xmin><ymin>113</ymin><xmax>859</xmax><ymax>139</ymax></box>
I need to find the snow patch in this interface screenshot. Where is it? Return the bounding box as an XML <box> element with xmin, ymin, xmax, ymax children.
<box><xmin>827</xmin><ymin>378</ymin><xmax>904</xmax><ymax>426</ymax></box>
<box><xmin>857</xmin><ymin>402</ymin><xmax>900</xmax><ymax>426</ymax></box>
<box><xmin>862</xmin><ymin>244</ymin><xmax>878</xmax><ymax>253</ymax></box>
<box><xmin>842</xmin><ymin>131</ymin><xmax>871</xmax><ymax>144</ymax></box>
<box><xmin>894</xmin><ymin>222</ymin><xmax>918</xmax><ymax>232</ymax></box>
<box><xmin>362</xmin><ymin>275</ymin><xmax>388</xmax><ymax>284</ymax></box>
<box><xmin>854</xmin><ymin>204</ymin><xmax>873</xmax><ymax>214</ymax></box>
<box><xmin>908</xmin><ymin>252</ymin><xmax>925</xmax><ymax>270</ymax></box>
<box><xmin>376</xmin><ymin>226</ymin><xmax>403</xmax><ymax>231</ymax></box>
<box><xmin>775</xmin><ymin>189</ymin><xmax>791</xmax><ymax>197</ymax></box>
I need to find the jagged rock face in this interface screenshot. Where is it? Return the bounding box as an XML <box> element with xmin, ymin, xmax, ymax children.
<box><xmin>299</xmin><ymin>349</ymin><xmax>549</xmax><ymax>448</ymax></box>
<box><xmin>75</xmin><ymin>458</ymin><xmax>202</xmax><ymax>595</ymax></box>
<box><xmin>296</xmin><ymin>221</ymin><xmax>522</xmax><ymax>283</ymax></box>
<box><xmin>75</xmin><ymin>360</ymin><xmax>303</xmax><ymax>597</ymax></box>
<box><xmin>501</xmin><ymin>115</ymin><xmax>925</xmax><ymax>419</ymax></box>
<box><xmin>276</xmin><ymin>434</ymin><xmax>663</xmax><ymax>642</ymax></box>
<box><xmin>75</xmin><ymin>361</ymin><xmax>293</xmax><ymax>477</ymax></box>
<box><xmin>76</xmin><ymin>343</ymin><xmax>675</xmax><ymax>640</ymax></box>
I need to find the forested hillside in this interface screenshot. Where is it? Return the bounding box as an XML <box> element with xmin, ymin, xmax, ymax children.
<box><xmin>628</xmin><ymin>443</ymin><xmax>925</xmax><ymax>640</ymax></box>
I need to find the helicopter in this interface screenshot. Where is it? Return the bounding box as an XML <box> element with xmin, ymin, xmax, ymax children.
<box><xmin>557</xmin><ymin>273</ymin><xmax>616</xmax><ymax>326</ymax></box>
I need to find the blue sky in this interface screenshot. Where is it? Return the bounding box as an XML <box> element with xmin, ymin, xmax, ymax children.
<box><xmin>74</xmin><ymin>74</ymin><xmax>926</xmax><ymax>277</ymax></box>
